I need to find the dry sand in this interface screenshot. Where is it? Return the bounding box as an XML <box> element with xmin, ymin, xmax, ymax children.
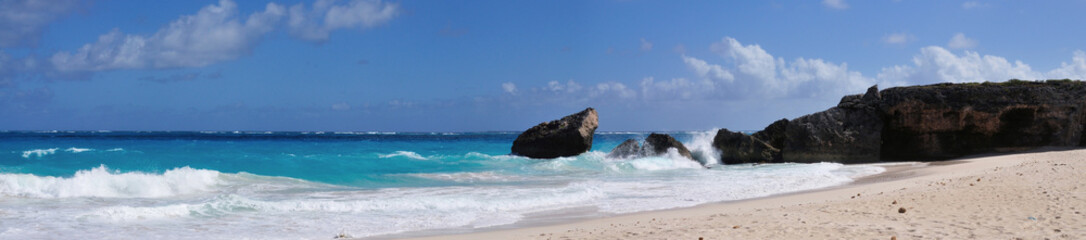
<box><xmin>401</xmin><ymin>149</ymin><xmax>1086</xmax><ymax>240</ymax></box>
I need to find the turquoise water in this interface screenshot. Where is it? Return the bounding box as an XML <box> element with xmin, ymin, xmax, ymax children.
<box><xmin>0</xmin><ymin>131</ymin><xmax>884</xmax><ymax>239</ymax></box>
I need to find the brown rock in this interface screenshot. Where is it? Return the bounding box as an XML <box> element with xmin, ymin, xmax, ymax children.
<box><xmin>783</xmin><ymin>85</ymin><xmax>883</xmax><ymax>163</ymax></box>
<box><xmin>606</xmin><ymin>139</ymin><xmax>641</xmax><ymax>159</ymax></box>
<box><xmin>880</xmin><ymin>80</ymin><xmax>1086</xmax><ymax>160</ymax></box>
<box><xmin>643</xmin><ymin>133</ymin><xmax>695</xmax><ymax>161</ymax></box>
<box><xmin>511</xmin><ymin>108</ymin><xmax>599</xmax><ymax>158</ymax></box>
<box><xmin>713</xmin><ymin>128</ymin><xmax>780</xmax><ymax>164</ymax></box>
<box><xmin>898</xmin><ymin>207</ymin><xmax>907</xmax><ymax>213</ymax></box>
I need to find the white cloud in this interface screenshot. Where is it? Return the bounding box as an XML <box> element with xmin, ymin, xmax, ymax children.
<box><xmin>287</xmin><ymin>0</ymin><xmax>398</xmax><ymax>42</ymax></box>
<box><xmin>947</xmin><ymin>33</ymin><xmax>977</xmax><ymax>49</ymax></box>
<box><xmin>710</xmin><ymin>37</ymin><xmax>779</xmax><ymax>83</ymax></box>
<box><xmin>883</xmin><ymin>33</ymin><xmax>912</xmax><ymax>45</ymax></box>
<box><xmin>501</xmin><ymin>82</ymin><xmax>517</xmax><ymax>94</ymax></box>
<box><xmin>649</xmin><ymin>37</ymin><xmax>875</xmax><ymax>99</ymax></box>
<box><xmin>49</xmin><ymin>0</ymin><xmax>399</xmax><ymax>73</ymax></box>
<box><xmin>707</xmin><ymin>37</ymin><xmax>874</xmax><ymax>98</ymax></box>
<box><xmin>1046</xmin><ymin>50</ymin><xmax>1086</xmax><ymax>80</ymax></box>
<box><xmin>50</xmin><ymin>0</ymin><xmax>286</xmax><ymax>71</ymax></box>
<box><xmin>504</xmin><ymin>37</ymin><xmax>1086</xmax><ymax>106</ymax></box>
<box><xmin>639</xmin><ymin>77</ymin><xmax>713</xmax><ymax>100</ymax></box>
<box><xmin>546</xmin><ymin>80</ymin><xmax>582</xmax><ymax>93</ymax></box>
<box><xmin>639</xmin><ymin>38</ymin><xmax>653</xmax><ymax>52</ymax></box>
<box><xmin>591</xmin><ymin>82</ymin><xmax>637</xmax><ymax>99</ymax></box>
<box><xmin>877</xmin><ymin>46</ymin><xmax>1042</xmax><ymax>85</ymax></box>
<box><xmin>0</xmin><ymin>0</ymin><xmax>81</xmax><ymax>48</ymax></box>
<box><xmin>822</xmin><ymin>0</ymin><xmax>849</xmax><ymax>9</ymax></box>
<box><xmin>681</xmin><ymin>55</ymin><xmax>733</xmax><ymax>82</ymax></box>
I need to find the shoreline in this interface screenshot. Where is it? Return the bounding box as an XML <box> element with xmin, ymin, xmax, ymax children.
<box><xmin>374</xmin><ymin>160</ymin><xmax>926</xmax><ymax>239</ymax></box>
<box><xmin>386</xmin><ymin>148</ymin><xmax>1084</xmax><ymax>239</ymax></box>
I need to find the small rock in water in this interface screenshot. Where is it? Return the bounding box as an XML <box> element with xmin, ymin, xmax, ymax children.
<box><xmin>898</xmin><ymin>207</ymin><xmax>907</xmax><ymax>213</ymax></box>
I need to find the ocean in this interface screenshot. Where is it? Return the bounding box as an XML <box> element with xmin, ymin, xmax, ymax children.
<box><xmin>0</xmin><ymin>131</ymin><xmax>885</xmax><ymax>239</ymax></box>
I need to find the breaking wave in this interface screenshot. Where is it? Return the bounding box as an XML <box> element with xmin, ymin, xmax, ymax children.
<box><xmin>0</xmin><ymin>165</ymin><xmax>223</xmax><ymax>198</ymax></box>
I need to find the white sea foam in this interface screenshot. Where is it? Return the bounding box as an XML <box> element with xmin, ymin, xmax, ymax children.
<box><xmin>105</xmin><ymin>148</ymin><xmax>124</xmax><ymax>152</ymax></box>
<box><xmin>73</xmin><ymin>182</ymin><xmax>607</xmax><ymax>238</ymax></box>
<box><xmin>404</xmin><ymin>171</ymin><xmax>525</xmax><ymax>183</ymax></box>
<box><xmin>20</xmin><ymin>148</ymin><xmax>58</xmax><ymax>158</ymax></box>
<box><xmin>0</xmin><ymin>141</ymin><xmax>888</xmax><ymax>240</ymax></box>
<box><xmin>0</xmin><ymin>165</ymin><xmax>223</xmax><ymax>198</ymax></box>
<box><xmin>55</xmin><ymin>161</ymin><xmax>884</xmax><ymax>239</ymax></box>
<box><xmin>616</xmin><ymin>151</ymin><xmax>706</xmax><ymax>171</ymax></box>
<box><xmin>684</xmin><ymin>130</ymin><xmax>721</xmax><ymax>165</ymax></box>
<box><xmin>64</xmin><ymin>147</ymin><xmax>93</xmax><ymax>153</ymax></box>
<box><xmin>379</xmin><ymin>151</ymin><xmax>428</xmax><ymax>160</ymax></box>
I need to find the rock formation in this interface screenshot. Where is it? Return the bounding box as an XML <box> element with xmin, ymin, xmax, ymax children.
<box><xmin>511</xmin><ymin>108</ymin><xmax>599</xmax><ymax>158</ymax></box>
<box><xmin>714</xmin><ymin>80</ymin><xmax>1086</xmax><ymax>164</ymax></box>
<box><xmin>606</xmin><ymin>139</ymin><xmax>641</xmax><ymax>159</ymax></box>
<box><xmin>643</xmin><ymin>133</ymin><xmax>694</xmax><ymax>161</ymax></box>
<box><xmin>879</xmin><ymin>80</ymin><xmax>1086</xmax><ymax>160</ymax></box>
<box><xmin>712</xmin><ymin>128</ymin><xmax>779</xmax><ymax>164</ymax></box>
<box><xmin>781</xmin><ymin>85</ymin><xmax>883</xmax><ymax>163</ymax></box>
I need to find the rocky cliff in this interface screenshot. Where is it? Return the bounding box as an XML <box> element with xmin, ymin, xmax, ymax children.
<box><xmin>879</xmin><ymin>80</ymin><xmax>1086</xmax><ymax>160</ymax></box>
<box><xmin>714</xmin><ymin>80</ymin><xmax>1086</xmax><ymax>163</ymax></box>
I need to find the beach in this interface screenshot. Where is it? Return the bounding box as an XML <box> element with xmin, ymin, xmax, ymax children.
<box><xmin>404</xmin><ymin>148</ymin><xmax>1086</xmax><ymax>240</ymax></box>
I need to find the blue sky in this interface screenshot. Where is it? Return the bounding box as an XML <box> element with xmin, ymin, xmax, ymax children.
<box><xmin>2</xmin><ymin>0</ymin><xmax>1086</xmax><ymax>131</ymax></box>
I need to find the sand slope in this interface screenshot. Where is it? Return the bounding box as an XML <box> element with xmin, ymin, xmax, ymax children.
<box><xmin>404</xmin><ymin>149</ymin><xmax>1086</xmax><ymax>240</ymax></box>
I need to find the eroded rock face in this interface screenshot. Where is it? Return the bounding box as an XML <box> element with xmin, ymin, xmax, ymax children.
<box><xmin>607</xmin><ymin>139</ymin><xmax>641</xmax><ymax>159</ymax></box>
<box><xmin>643</xmin><ymin>133</ymin><xmax>694</xmax><ymax>161</ymax></box>
<box><xmin>511</xmin><ymin>108</ymin><xmax>599</xmax><ymax>158</ymax></box>
<box><xmin>712</xmin><ymin>128</ymin><xmax>780</xmax><ymax>164</ymax></box>
<box><xmin>782</xmin><ymin>85</ymin><xmax>883</xmax><ymax>163</ymax></box>
<box><xmin>715</xmin><ymin>80</ymin><xmax>1086</xmax><ymax>164</ymax></box>
<box><xmin>879</xmin><ymin>81</ymin><xmax>1086</xmax><ymax>160</ymax></box>
<box><xmin>752</xmin><ymin>119</ymin><xmax>789</xmax><ymax>151</ymax></box>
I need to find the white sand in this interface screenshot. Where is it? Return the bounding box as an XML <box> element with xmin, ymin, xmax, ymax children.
<box><xmin>401</xmin><ymin>149</ymin><xmax>1086</xmax><ymax>239</ymax></box>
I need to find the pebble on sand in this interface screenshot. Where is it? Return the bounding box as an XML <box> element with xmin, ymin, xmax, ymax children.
<box><xmin>898</xmin><ymin>207</ymin><xmax>907</xmax><ymax>213</ymax></box>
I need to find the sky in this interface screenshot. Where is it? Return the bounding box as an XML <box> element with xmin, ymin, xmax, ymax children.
<box><xmin>2</xmin><ymin>0</ymin><xmax>1086</xmax><ymax>132</ymax></box>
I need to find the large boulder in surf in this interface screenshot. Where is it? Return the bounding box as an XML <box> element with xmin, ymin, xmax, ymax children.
<box><xmin>511</xmin><ymin>108</ymin><xmax>599</xmax><ymax>158</ymax></box>
<box><xmin>642</xmin><ymin>133</ymin><xmax>694</xmax><ymax>161</ymax></box>
<box><xmin>606</xmin><ymin>139</ymin><xmax>642</xmax><ymax>159</ymax></box>
<box><xmin>712</xmin><ymin>128</ymin><xmax>780</xmax><ymax>164</ymax></box>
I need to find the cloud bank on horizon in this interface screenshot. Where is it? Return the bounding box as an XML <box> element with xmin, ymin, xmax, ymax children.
<box><xmin>2</xmin><ymin>0</ymin><xmax>1086</xmax><ymax>131</ymax></box>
